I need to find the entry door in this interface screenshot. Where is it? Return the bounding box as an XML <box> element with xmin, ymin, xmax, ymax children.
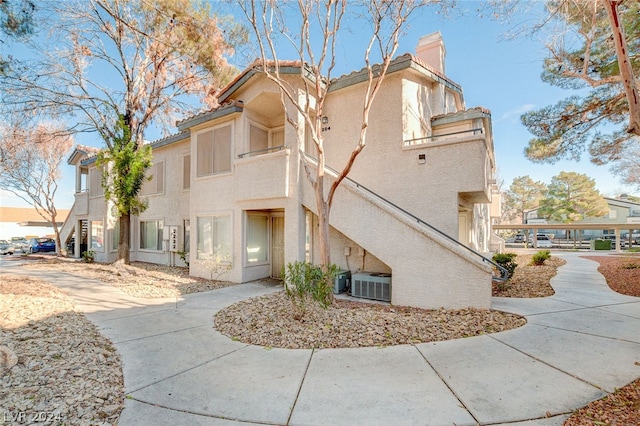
<box><xmin>271</xmin><ymin>216</ymin><xmax>285</xmax><ymax>279</ymax></box>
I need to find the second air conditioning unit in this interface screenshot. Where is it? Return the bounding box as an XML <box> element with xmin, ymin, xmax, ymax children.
<box><xmin>351</xmin><ymin>272</ymin><xmax>391</xmax><ymax>302</ymax></box>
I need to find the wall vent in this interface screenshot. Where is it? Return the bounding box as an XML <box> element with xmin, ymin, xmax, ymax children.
<box><xmin>351</xmin><ymin>272</ymin><xmax>391</xmax><ymax>302</ymax></box>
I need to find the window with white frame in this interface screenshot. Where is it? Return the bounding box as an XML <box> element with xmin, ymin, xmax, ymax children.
<box><xmin>304</xmin><ymin>122</ymin><xmax>319</xmax><ymax>158</ymax></box>
<box><xmin>249</xmin><ymin>123</ymin><xmax>269</xmax><ymax>153</ymax></box>
<box><xmin>141</xmin><ymin>161</ymin><xmax>164</xmax><ymax>196</ymax></box>
<box><xmin>90</xmin><ymin>220</ymin><xmax>104</xmax><ymax>251</ymax></box>
<box><xmin>272</xmin><ymin>128</ymin><xmax>284</xmax><ymax>147</ymax></box>
<box><xmin>246</xmin><ymin>213</ymin><xmax>269</xmax><ymax>265</ymax></box>
<box><xmin>183</xmin><ymin>219</ymin><xmax>190</xmax><ymax>253</ymax></box>
<box><xmin>140</xmin><ymin>220</ymin><xmax>164</xmax><ymax>251</ymax></box>
<box><xmin>110</xmin><ymin>220</ymin><xmax>120</xmax><ymax>252</ymax></box>
<box><xmin>248</xmin><ymin>123</ymin><xmax>285</xmax><ymax>156</ymax></box>
<box><xmin>196</xmin><ymin>215</ymin><xmax>231</xmax><ymax>261</ymax></box>
<box><xmin>196</xmin><ymin>124</ymin><xmax>232</xmax><ymax>177</ymax></box>
<box><xmin>109</xmin><ymin>219</ymin><xmax>132</xmax><ymax>252</ymax></box>
<box><xmin>183</xmin><ymin>154</ymin><xmax>190</xmax><ymax>190</ymax></box>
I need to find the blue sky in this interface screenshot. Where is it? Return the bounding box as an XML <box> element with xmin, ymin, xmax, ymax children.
<box><xmin>2</xmin><ymin>1</ymin><xmax>636</xmax><ymax>210</ymax></box>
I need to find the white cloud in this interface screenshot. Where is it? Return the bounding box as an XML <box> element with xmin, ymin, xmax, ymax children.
<box><xmin>497</xmin><ymin>104</ymin><xmax>536</xmax><ymax>122</ymax></box>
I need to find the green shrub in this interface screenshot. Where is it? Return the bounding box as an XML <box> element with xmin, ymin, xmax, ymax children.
<box><xmin>530</xmin><ymin>250</ymin><xmax>551</xmax><ymax>266</ymax></box>
<box><xmin>492</xmin><ymin>252</ymin><xmax>518</xmax><ymax>279</ymax></box>
<box><xmin>82</xmin><ymin>250</ymin><xmax>95</xmax><ymax>263</ymax></box>
<box><xmin>176</xmin><ymin>249</ymin><xmax>189</xmax><ymax>267</ymax></box>
<box><xmin>283</xmin><ymin>261</ymin><xmax>338</xmax><ymax>320</ymax></box>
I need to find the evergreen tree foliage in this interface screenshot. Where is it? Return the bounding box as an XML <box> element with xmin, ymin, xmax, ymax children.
<box><xmin>96</xmin><ymin>115</ymin><xmax>151</xmax><ymax>218</ymax></box>
<box><xmin>538</xmin><ymin>171</ymin><xmax>609</xmax><ymax>223</ymax></box>
<box><xmin>502</xmin><ymin>176</ymin><xmax>546</xmax><ymax>223</ymax></box>
<box><xmin>521</xmin><ymin>1</ymin><xmax>639</xmax><ymax>166</ymax></box>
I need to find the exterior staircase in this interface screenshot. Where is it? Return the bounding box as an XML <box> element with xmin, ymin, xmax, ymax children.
<box><xmin>58</xmin><ymin>199</ymin><xmax>88</xmax><ymax>257</ymax></box>
<box><xmin>301</xmin><ymin>159</ymin><xmax>504</xmax><ymax>310</ymax></box>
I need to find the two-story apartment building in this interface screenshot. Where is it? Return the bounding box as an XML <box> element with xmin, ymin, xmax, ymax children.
<box><xmin>62</xmin><ymin>33</ymin><xmax>501</xmax><ymax>310</ymax></box>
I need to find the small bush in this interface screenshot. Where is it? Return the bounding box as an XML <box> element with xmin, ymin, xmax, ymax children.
<box><xmin>283</xmin><ymin>261</ymin><xmax>338</xmax><ymax>320</ymax></box>
<box><xmin>530</xmin><ymin>250</ymin><xmax>551</xmax><ymax>266</ymax></box>
<box><xmin>492</xmin><ymin>252</ymin><xmax>518</xmax><ymax>279</ymax></box>
<box><xmin>82</xmin><ymin>250</ymin><xmax>95</xmax><ymax>263</ymax></box>
<box><xmin>177</xmin><ymin>249</ymin><xmax>189</xmax><ymax>267</ymax></box>
<box><xmin>623</xmin><ymin>262</ymin><xmax>640</xmax><ymax>270</ymax></box>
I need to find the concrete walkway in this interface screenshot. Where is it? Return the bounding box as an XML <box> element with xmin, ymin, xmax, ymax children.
<box><xmin>3</xmin><ymin>252</ymin><xmax>640</xmax><ymax>425</ymax></box>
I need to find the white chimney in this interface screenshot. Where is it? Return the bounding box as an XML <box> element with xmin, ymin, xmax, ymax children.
<box><xmin>416</xmin><ymin>32</ymin><xmax>446</xmax><ymax>74</ymax></box>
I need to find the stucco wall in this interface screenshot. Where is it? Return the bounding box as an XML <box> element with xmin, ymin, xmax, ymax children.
<box><xmin>135</xmin><ymin>139</ymin><xmax>191</xmax><ymax>267</ymax></box>
<box><xmin>302</xmin><ymin>168</ymin><xmax>492</xmax><ymax>310</ymax></box>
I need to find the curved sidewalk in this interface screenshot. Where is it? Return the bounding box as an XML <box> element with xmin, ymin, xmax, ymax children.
<box><xmin>5</xmin><ymin>252</ymin><xmax>640</xmax><ymax>425</ymax></box>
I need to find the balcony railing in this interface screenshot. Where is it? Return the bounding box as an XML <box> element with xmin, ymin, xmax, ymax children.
<box><xmin>403</xmin><ymin>128</ymin><xmax>484</xmax><ymax>147</ymax></box>
<box><xmin>238</xmin><ymin>145</ymin><xmax>286</xmax><ymax>158</ymax></box>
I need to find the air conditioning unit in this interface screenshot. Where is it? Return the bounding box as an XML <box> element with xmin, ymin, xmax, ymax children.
<box><xmin>333</xmin><ymin>270</ymin><xmax>351</xmax><ymax>294</ymax></box>
<box><xmin>351</xmin><ymin>272</ymin><xmax>391</xmax><ymax>302</ymax></box>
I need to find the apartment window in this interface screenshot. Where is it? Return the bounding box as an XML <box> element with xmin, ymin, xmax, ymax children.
<box><xmin>141</xmin><ymin>161</ymin><xmax>164</xmax><ymax>196</ymax></box>
<box><xmin>304</xmin><ymin>123</ymin><xmax>319</xmax><ymax>158</ymax></box>
<box><xmin>246</xmin><ymin>124</ymin><xmax>285</xmax><ymax>157</ymax></box>
<box><xmin>196</xmin><ymin>124</ymin><xmax>232</xmax><ymax>177</ymax></box>
<box><xmin>140</xmin><ymin>220</ymin><xmax>163</xmax><ymax>251</ymax></box>
<box><xmin>183</xmin><ymin>155</ymin><xmax>191</xmax><ymax>190</ymax></box>
<box><xmin>89</xmin><ymin>167</ymin><xmax>104</xmax><ymax>197</ymax></box>
<box><xmin>110</xmin><ymin>220</ymin><xmax>120</xmax><ymax>252</ymax></box>
<box><xmin>250</xmin><ymin>124</ymin><xmax>269</xmax><ymax>153</ymax></box>
<box><xmin>246</xmin><ymin>213</ymin><xmax>269</xmax><ymax>264</ymax></box>
<box><xmin>197</xmin><ymin>215</ymin><xmax>231</xmax><ymax>261</ymax></box>
<box><xmin>109</xmin><ymin>220</ymin><xmax>132</xmax><ymax>251</ymax></box>
<box><xmin>183</xmin><ymin>219</ymin><xmax>190</xmax><ymax>253</ymax></box>
<box><xmin>91</xmin><ymin>220</ymin><xmax>104</xmax><ymax>251</ymax></box>
<box><xmin>272</xmin><ymin>128</ymin><xmax>284</xmax><ymax>147</ymax></box>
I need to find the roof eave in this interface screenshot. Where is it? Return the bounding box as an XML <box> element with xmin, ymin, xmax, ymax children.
<box><xmin>177</xmin><ymin>103</ymin><xmax>244</xmax><ymax>131</ymax></box>
<box><xmin>150</xmin><ymin>131</ymin><xmax>190</xmax><ymax>149</ymax></box>
<box><xmin>328</xmin><ymin>54</ymin><xmax>463</xmax><ymax>94</ymax></box>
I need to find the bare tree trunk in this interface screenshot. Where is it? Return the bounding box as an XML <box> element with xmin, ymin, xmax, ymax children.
<box><xmin>51</xmin><ymin>214</ymin><xmax>62</xmax><ymax>256</ymax></box>
<box><xmin>119</xmin><ymin>213</ymin><xmax>131</xmax><ymax>264</ymax></box>
<box><xmin>315</xmin><ymin>173</ymin><xmax>331</xmax><ymax>269</ymax></box>
<box><xmin>605</xmin><ymin>0</ymin><xmax>640</xmax><ymax>136</ymax></box>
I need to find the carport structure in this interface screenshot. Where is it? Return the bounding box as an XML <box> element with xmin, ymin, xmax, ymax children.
<box><xmin>493</xmin><ymin>223</ymin><xmax>639</xmax><ymax>251</ymax></box>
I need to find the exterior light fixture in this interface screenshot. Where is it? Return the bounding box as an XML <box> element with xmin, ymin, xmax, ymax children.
<box><xmin>321</xmin><ymin>116</ymin><xmax>329</xmax><ymax>124</ymax></box>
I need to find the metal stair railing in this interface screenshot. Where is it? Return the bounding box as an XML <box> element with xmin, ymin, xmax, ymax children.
<box><xmin>304</xmin><ymin>154</ymin><xmax>508</xmax><ymax>282</ymax></box>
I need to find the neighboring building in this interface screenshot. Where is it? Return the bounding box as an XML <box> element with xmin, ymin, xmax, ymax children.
<box><xmin>524</xmin><ymin>195</ymin><xmax>640</xmax><ymax>239</ymax></box>
<box><xmin>60</xmin><ymin>33</ymin><xmax>501</xmax><ymax>310</ymax></box>
<box><xmin>0</xmin><ymin>206</ymin><xmax>69</xmax><ymax>240</ymax></box>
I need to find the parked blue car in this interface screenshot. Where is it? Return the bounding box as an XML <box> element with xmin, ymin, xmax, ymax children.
<box><xmin>28</xmin><ymin>237</ymin><xmax>56</xmax><ymax>253</ymax></box>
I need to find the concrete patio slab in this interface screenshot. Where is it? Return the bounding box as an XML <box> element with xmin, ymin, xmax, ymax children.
<box><xmin>415</xmin><ymin>335</ymin><xmax>606</xmax><ymax>424</ymax></box>
<box><xmin>127</xmin><ymin>345</ymin><xmax>312</xmax><ymax>425</ymax></box>
<box><xmin>290</xmin><ymin>345</ymin><xmax>477</xmax><ymax>425</ymax></box>
<box><xmin>492</xmin><ymin>324</ymin><xmax>640</xmax><ymax>393</ymax></box>
<box><xmin>491</xmin><ymin>296</ymin><xmax>581</xmax><ymax>316</ymax></box>
<box><xmin>117</xmin><ymin>327</ymin><xmax>247</xmax><ymax>392</ymax></box>
<box><xmin>118</xmin><ymin>399</ymin><xmax>261</xmax><ymax>425</ymax></box>
<box><xmin>597</xmin><ymin>301</ymin><xmax>640</xmax><ymax>319</ymax></box>
<box><xmin>526</xmin><ymin>307</ymin><xmax>640</xmax><ymax>344</ymax></box>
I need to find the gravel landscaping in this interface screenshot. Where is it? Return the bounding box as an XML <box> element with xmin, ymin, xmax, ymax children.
<box><xmin>0</xmin><ymin>275</ymin><xmax>123</xmax><ymax>425</ymax></box>
<box><xmin>215</xmin><ymin>292</ymin><xmax>526</xmax><ymax>349</ymax></box>
<box><xmin>22</xmin><ymin>257</ymin><xmax>237</xmax><ymax>298</ymax></box>
<box><xmin>3</xmin><ymin>252</ymin><xmax>639</xmax><ymax>424</ymax></box>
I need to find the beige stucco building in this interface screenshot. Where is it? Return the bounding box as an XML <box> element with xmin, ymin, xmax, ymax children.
<box><xmin>61</xmin><ymin>33</ymin><xmax>502</xmax><ymax>310</ymax></box>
